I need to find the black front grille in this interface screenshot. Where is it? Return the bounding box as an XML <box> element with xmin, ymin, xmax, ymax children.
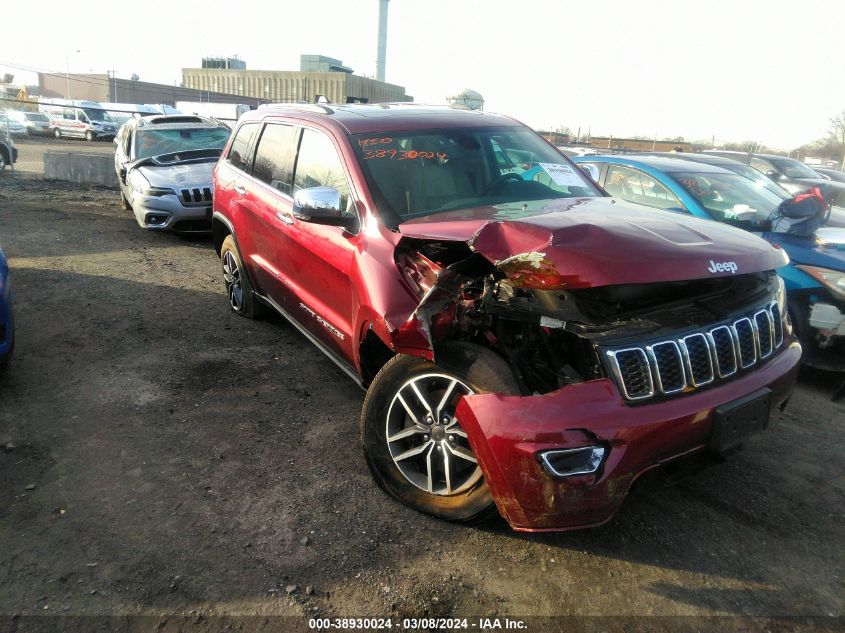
<box><xmin>180</xmin><ymin>187</ymin><xmax>213</xmax><ymax>205</ymax></box>
<box><xmin>606</xmin><ymin>301</ymin><xmax>784</xmax><ymax>402</ymax></box>
<box><xmin>611</xmin><ymin>349</ymin><xmax>652</xmax><ymax>399</ymax></box>
<box><xmin>683</xmin><ymin>333</ymin><xmax>714</xmax><ymax>386</ymax></box>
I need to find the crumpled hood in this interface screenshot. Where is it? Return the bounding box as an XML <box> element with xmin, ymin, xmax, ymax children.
<box><xmin>398</xmin><ymin>197</ymin><xmax>789</xmax><ymax>288</ymax></box>
<box><xmin>137</xmin><ymin>162</ymin><xmax>215</xmax><ymax>188</ymax></box>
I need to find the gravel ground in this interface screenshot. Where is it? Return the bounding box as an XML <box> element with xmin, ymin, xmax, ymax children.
<box><xmin>0</xmin><ymin>176</ymin><xmax>842</xmax><ymax>632</ymax></box>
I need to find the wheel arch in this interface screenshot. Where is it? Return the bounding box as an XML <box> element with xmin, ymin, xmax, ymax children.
<box><xmin>212</xmin><ymin>212</ymin><xmax>235</xmax><ymax>256</ymax></box>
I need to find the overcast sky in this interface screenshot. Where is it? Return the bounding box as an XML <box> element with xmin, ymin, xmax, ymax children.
<box><xmin>2</xmin><ymin>0</ymin><xmax>844</xmax><ymax>148</ymax></box>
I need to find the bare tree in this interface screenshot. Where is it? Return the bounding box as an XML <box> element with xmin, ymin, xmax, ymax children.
<box><xmin>829</xmin><ymin>111</ymin><xmax>845</xmax><ymax>149</ymax></box>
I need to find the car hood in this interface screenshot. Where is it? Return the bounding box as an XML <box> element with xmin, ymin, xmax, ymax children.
<box><xmin>764</xmin><ymin>227</ymin><xmax>845</xmax><ymax>271</ymax></box>
<box><xmin>137</xmin><ymin>161</ymin><xmax>215</xmax><ymax>188</ymax></box>
<box><xmin>398</xmin><ymin>197</ymin><xmax>788</xmax><ymax>288</ymax></box>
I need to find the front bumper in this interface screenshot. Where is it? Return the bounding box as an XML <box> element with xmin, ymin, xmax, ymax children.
<box><xmin>131</xmin><ymin>193</ymin><xmax>212</xmax><ymax>233</ymax></box>
<box><xmin>454</xmin><ymin>340</ymin><xmax>802</xmax><ymax>532</ymax></box>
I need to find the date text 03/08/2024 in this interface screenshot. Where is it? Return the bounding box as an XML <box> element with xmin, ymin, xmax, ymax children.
<box><xmin>308</xmin><ymin>617</ymin><xmax>528</xmax><ymax>630</ymax></box>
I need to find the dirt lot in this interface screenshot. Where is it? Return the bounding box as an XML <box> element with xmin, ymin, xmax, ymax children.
<box><xmin>0</xmin><ymin>177</ymin><xmax>843</xmax><ymax>632</ymax></box>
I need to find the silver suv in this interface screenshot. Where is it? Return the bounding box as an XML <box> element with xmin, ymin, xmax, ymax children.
<box><xmin>114</xmin><ymin>115</ymin><xmax>232</xmax><ymax>232</ymax></box>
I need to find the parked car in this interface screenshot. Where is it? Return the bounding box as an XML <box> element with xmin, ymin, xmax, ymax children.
<box><xmin>812</xmin><ymin>167</ymin><xmax>845</xmax><ymax>184</ymax></box>
<box><xmin>0</xmin><ymin>114</ymin><xmax>27</xmax><ymax>137</ymax></box>
<box><xmin>705</xmin><ymin>150</ymin><xmax>845</xmax><ymax>218</ymax></box>
<box><xmin>212</xmin><ymin>104</ymin><xmax>800</xmax><ymax>532</ymax></box>
<box><xmin>48</xmin><ymin>105</ymin><xmax>117</xmax><ymax>141</ymax></box>
<box><xmin>0</xmin><ymin>245</ymin><xmax>13</xmax><ymax>368</ymax></box>
<box><xmin>114</xmin><ymin>114</ymin><xmax>232</xmax><ymax>232</ymax></box>
<box><xmin>574</xmin><ymin>154</ymin><xmax>845</xmax><ymax>370</ymax></box>
<box><xmin>0</xmin><ymin>136</ymin><xmax>18</xmax><ymax>172</ymax></box>
<box><xmin>640</xmin><ymin>152</ymin><xmax>792</xmax><ymax>197</ymax></box>
<box><xmin>6</xmin><ymin>110</ymin><xmax>52</xmax><ymax>136</ymax></box>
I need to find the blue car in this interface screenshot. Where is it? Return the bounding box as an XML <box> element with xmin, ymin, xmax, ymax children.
<box><xmin>572</xmin><ymin>154</ymin><xmax>845</xmax><ymax>370</ymax></box>
<box><xmin>0</xmin><ymin>245</ymin><xmax>13</xmax><ymax>367</ymax></box>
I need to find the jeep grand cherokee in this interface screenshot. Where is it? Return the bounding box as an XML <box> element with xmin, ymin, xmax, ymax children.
<box><xmin>211</xmin><ymin>104</ymin><xmax>800</xmax><ymax>531</ymax></box>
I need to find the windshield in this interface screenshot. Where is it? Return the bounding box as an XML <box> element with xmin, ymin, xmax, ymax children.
<box><xmin>673</xmin><ymin>172</ymin><xmax>785</xmax><ymax>225</ymax></box>
<box><xmin>83</xmin><ymin>108</ymin><xmax>112</xmax><ymax>123</ymax></box>
<box><xmin>25</xmin><ymin>113</ymin><xmax>49</xmax><ymax>122</ymax></box>
<box><xmin>351</xmin><ymin>126</ymin><xmax>601</xmax><ymax>225</ymax></box>
<box><xmin>135</xmin><ymin>127</ymin><xmax>232</xmax><ymax>160</ymax></box>
<box><xmin>772</xmin><ymin>158</ymin><xmax>822</xmax><ymax>179</ymax></box>
<box><xmin>719</xmin><ymin>163</ymin><xmax>790</xmax><ymax>199</ymax></box>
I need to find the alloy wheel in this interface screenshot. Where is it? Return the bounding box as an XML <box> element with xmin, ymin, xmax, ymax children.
<box><xmin>385</xmin><ymin>373</ymin><xmax>481</xmax><ymax>496</ymax></box>
<box><xmin>222</xmin><ymin>250</ymin><xmax>244</xmax><ymax>312</ymax></box>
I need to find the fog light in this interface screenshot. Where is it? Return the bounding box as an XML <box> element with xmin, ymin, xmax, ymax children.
<box><xmin>539</xmin><ymin>446</ymin><xmax>606</xmax><ymax>478</ymax></box>
<box><xmin>145</xmin><ymin>213</ymin><xmax>168</xmax><ymax>225</ymax></box>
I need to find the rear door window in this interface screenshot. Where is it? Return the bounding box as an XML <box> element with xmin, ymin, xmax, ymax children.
<box><xmin>252</xmin><ymin>123</ymin><xmax>300</xmax><ymax>196</ymax></box>
<box><xmin>604</xmin><ymin>165</ymin><xmax>684</xmax><ymax>211</ymax></box>
<box><xmin>227</xmin><ymin>123</ymin><xmax>260</xmax><ymax>173</ymax></box>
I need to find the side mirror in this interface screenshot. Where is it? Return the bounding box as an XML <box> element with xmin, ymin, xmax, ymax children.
<box><xmin>765</xmin><ymin>170</ymin><xmax>781</xmax><ymax>181</ymax></box>
<box><xmin>292</xmin><ymin>186</ymin><xmax>357</xmax><ymax>230</ymax></box>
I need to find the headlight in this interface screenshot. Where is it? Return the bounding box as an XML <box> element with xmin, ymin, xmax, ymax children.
<box><xmin>142</xmin><ymin>187</ymin><xmax>175</xmax><ymax>197</ymax></box>
<box><xmin>796</xmin><ymin>265</ymin><xmax>845</xmax><ymax>300</ymax></box>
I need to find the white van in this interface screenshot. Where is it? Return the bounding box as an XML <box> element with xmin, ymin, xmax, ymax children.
<box><xmin>39</xmin><ymin>100</ymin><xmax>118</xmax><ymax>141</ymax></box>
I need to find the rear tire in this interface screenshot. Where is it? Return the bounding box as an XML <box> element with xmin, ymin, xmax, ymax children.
<box><xmin>220</xmin><ymin>235</ymin><xmax>264</xmax><ymax>319</ymax></box>
<box><xmin>360</xmin><ymin>341</ymin><xmax>520</xmax><ymax>522</ymax></box>
<box><xmin>0</xmin><ymin>152</ymin><xmax>6</xmax><ymax>173</ymax></box>
<box><xmin>54</xmin><ymin>128</ymin><xmax>62</xmax><ymax>139</ymax></box>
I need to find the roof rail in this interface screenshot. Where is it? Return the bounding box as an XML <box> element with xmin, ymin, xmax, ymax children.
<box><xmin>256</xmin><ymin>103</ymin><xmax>335</xmax><ymax>115</ymax></box>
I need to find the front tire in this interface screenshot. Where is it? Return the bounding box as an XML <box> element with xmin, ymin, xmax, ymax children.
<box><xmin>120</xmin><ymin>191</ymin><xmax>132</xmax><ymax>211</ymax></box>
<box><xmin>220</xmin><ymin>235</ymin><xmax>264</xmax><ymax>319</ymax></box>
<box><xmin>85</xmin><ymin>130</ymin><xmax>95</xmax><ymax>142</ymax></box>
<box><xmin>360</xmin><ymin>341</ymin><xmax>520</xmax><ymax>522</ymax></box>
<box><xmin>54</xmin><ymin>128</ymin><xmax>62</xmax><ymax>139</ymax></box>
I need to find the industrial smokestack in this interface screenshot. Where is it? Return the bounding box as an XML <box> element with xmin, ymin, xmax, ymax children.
<box><xmin>376</xmin><ymin>0</ymin><xmax>389</xmax><ymax>82</ymax></box>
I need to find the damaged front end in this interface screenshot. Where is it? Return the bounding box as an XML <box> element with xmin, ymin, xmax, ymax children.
<box><xmin>389</xmin><ymin>213</ymin><xmax>800</xmax><ymax>530</ymax></box>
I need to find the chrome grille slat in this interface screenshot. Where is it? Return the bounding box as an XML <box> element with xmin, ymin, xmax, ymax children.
<box><xmin>646</xmin><ymin>341</ymin><xmax>686</xmax><ymax>394</ymax></box>
<box><xmin>770</xmin><ymin>302</ymin><xmax>784</xmax><ymax>347</ymax></box>
<box><xmin>680</xmin><ymin>333</ymin><xmax>714</xmax><ymax>386</ymax></box>
<box><xmin>708</xmin><ymin>325</ymin><xmax>738</xmax><ymax>378</ymax></box>
<box><xmin>606</xmin><ymin>301</ymin><xmax>785</xmax><ymax>402</ymax></box>
<box><xmin>754</xmin><ymin>309</ymin><xmax>774</xmax><ymax>359</ymax></box>
<box><xmin>606</xmin><ymin>348</ymin><xmax>653</xmax><ymax>400</ymax></box>
<box><xmin>733</xmin><ymin>318</ymin><xmax>756</xmax><ymax>369</ymax></box>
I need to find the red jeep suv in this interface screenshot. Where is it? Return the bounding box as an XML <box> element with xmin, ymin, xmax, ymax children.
<box><xmin>212</xmin><ymin>104</ymin><xmax>801</xmax><ymax>531</ymax></box>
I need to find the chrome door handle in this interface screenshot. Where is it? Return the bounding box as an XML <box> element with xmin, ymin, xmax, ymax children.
<box><xmin>276</xmin><ymin>212</ymin><xmax>294</xmax><ymax>225</ymax></box>
<box><xmin>234</xmin><ymin>185</ymin><xmax>247</xmax><ymax>195</ymax></box>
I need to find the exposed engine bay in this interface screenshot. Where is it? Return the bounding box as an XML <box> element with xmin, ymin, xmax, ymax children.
<box><xmin>395</xmin><ymin>237</ymin><xmax>781</xmax><ymax>396</ymax></box>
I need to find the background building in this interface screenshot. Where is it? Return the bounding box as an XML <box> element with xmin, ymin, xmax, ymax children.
<box><xmin>38</xmin><ymin>73</ymin><xmax>257</xmax><ymax>106</ymax></box>
<box><xmin>586</xmin><ymin>137</ymin><xmax>693</xmax><ymax>152</ymax></box>
<box><xmin>182</xmin><ymin>55</ymin><xmax>412</xmax><ymax>105</ymax></box>
<box><xmin>202</xmin><ymin>56</ymin><xmax>246</xmax><ymax>70</ymax></box>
